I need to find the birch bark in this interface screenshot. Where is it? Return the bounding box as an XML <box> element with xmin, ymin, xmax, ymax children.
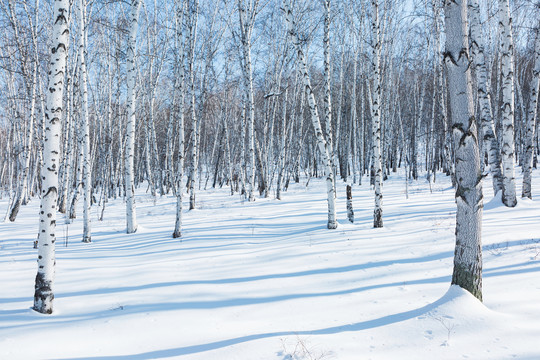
<box><xmin>444</xmin><ymin>0</ymin><xmax>483</xmax><ymax>301</ymax></box>
<box><xmin>469</xmin><ymin>0</ymin><xmax>503</xmax><ymax>195</ymax></box>
<box><xmin>173</xmin><ymin>0</ymin><xmax>186</xmax><ymax>238</ymax></box>
<box><xmin>371</xmin><ymin>0</ymin><xmax>383</xmax><ymax>228</ymax></box>
<box><xmin>322</xmin><ymin>0</ymin><xmax>337</xmax><ymax>182</ymax></box>
<box><xmin>125</xmin><ymin>0</ymin><xmax>141</xmax><ymax>233</ymax></box>
<box><xmin>77</xmin><ymin>0</ymin><xmax>91</xmax><ymax>242</ymax></box>
<box><xmin>522</xmin><ymin>24</ymin><xmax>540</xmax><ymax>199</ymax></box>
<box><xmin>499</xmin><ymin>0</ymin><xmax>517</xmax><ymax>207</ymax></box>
<box><xmin>34</xmin><ymin>0</ymin><xmax>70</xmax><ymax>314</ymax></box>
<box><xmin>283</xmin><ymin>2</ymin><xmax>337</xmax><ymax>229</ymax></box>
<box><xmin>237</xmin><ymin>0</ymin><xmax>258</xmax><ymax>202</ymax></box>
<box><xmin>187</xmin><ymin>0</ymin><xmax>199</xmax><ymax>210</ymax></box>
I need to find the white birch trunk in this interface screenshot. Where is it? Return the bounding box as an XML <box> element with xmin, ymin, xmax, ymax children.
<box><xmin>68</xmin><ymin>139</ymin><xmax>83</xmax><ymax>222</ymax></box>
<box><xmin>469</xmin><ymin>0</ymin><xmax>503</xmax><ymax>195</ymax></box>
<box><xmin>499</xmin><ymin>0</ymin><xmax>517</xmax><ymax>207</ymax></box>
<box><xmin>125</xmin><ymin>0</ymin><xmax>141</xmax><ymax>233</ymax></box>
<box><xmin>34</xmin><ymin>0</ymin><xmax>70</xmax><ymax>314</ymax></box>
<box><xmin>434</xmin><ymin>2</ymin><xmax>452</xmax><ymax>177</ymax></box>
<box><xmin>58</xmin><ymin>61</ymin><xmax>75</xmax><ymax>214</ymax></box>
<box><xmin>238</xmin><ymin>0</ymin><xmax>257</xmax><ymax>202</ymax></box>
<box><xmin>283</xmin><ymin>3</ymin><xmax>337</xmax><ymax>229</ymax></box>
<box><xmin>7</xmin><ymin>0</ymin><xmax>40</xmax><ymax>221</ymax></box>
<box><xmin>522</xmin><ymin>25</ymin><xmax>540</xmax><ymax>199</ymax></box>
<box><xmin>351</xmin><ymin>50</ymin><xmax>359</xmax><ymax>184</ymax></box>
<box><xmin>276</xmin><ymin>86</ymin><xmax>290</xmax><ymax>200</ymax></box>
<box><xmin>77</xmin><ymin>0</ymin><xmax>91</xmax><ymax>242</ymax></box>
<box><xmin>187</xmin><ymin>0</ymin><xmax>199</xmax><ymax>210</ymax></box>
<box><xmin>371</xmin><ymin>0</ymin><xmax>383</xmax><ymax>228</ymax></box>
<box><xmin>444</xmin><ymin>0</ymin><xmax>483</xmax><ymax>301</ymax></box>
<box><xmin>322</xmin><ymin>0</ymin><xmax>337</xmax><ymax>182</ymax></box>
<box><xmin>173</xmin><ymin>0</ymin><xmax>186</xmax><ymax>238</ymax></box>
<box><xmin>346</xmin><ymin>184</ymin><xmax>354</xmax><ymax>223</ymax></box>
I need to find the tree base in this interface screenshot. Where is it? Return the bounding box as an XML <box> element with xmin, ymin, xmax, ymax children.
<box><xmin>373</xmin><ymin>208</ymin><xmax>383</xmax><ymax>228</ymax></box>
<box><xmin>126</xmin><ymin>226</ymin><xmax>138</xmax><ymax>234</ymax></box>
<box><xmin>451</xmin><ymin>264</ymin><xmax>482</xmax><ymax>302</ymax></box>
<box><xmin>9</xmin><ymin>198</ymin><xmax>21</xmax><ymax>222</ymax></box>
<box><xmin>33</xmin><ymin>273</ymin><xmax>54</xmax><ymax>314</ymax></box>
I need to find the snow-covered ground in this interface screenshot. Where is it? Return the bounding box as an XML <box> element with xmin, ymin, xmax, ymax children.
<box><xmin>1</xmin><ymin>169</ymin><xmax>540</xmax><ymax>360</ymax></box>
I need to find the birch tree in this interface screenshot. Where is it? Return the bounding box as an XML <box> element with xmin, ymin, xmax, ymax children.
<box><xmin>444</xmin><ymin>0</ymin><xmax>483</xmax><ymax>301</ymax></box>
<box><xmin>4</xmin><ymin>0</ymin><xmax>40</xmax><ymax>222</ymax></box>
<box><xmin>371</xmin><ymin>0</ymin><xmax>383</xmax><ymax>228</ymax></box>
<box><xmin>187</xmin><ymin>0</ymin><xmax>199</xmax><ymax>210</ymax></box>
<box><xmin>237</xmin><ymin>0</ymin><xmax>259</xmax><ymax>202</ymax></box>
<box><xmin>283</xmin><ymin>1</ymin><xmax>337</xmax><ymax>229</ymax></box>
<box><xmin>34</xmin><ymin>0</ymin><xmax>70</xmax><ymax>314</ymax></box>
<box><xmin>522</xmin><ymin>21</ymin><xmax>540</xmax><ymax>199</ymax></box>
<box><xmin>77</xmin><ymin>0</ymin><xmax>91</xmax><ymax>242</ymax></box>
<box><xmin>173</xmin><ymin>0</ymin><xmax>186</xmax><ymax>238</ymax></box>
<box><xmin>125</xmin><ymin>0</ymin><xmax>142</xmax><ymax>233</ymax></box>
<box><xmin>322</xmin><ymin>0</ymin><xmax>337</xmax><ymax>181</ymax></box>
<box><xmin>499</xmin><ymin>0</ymin><xmax>517</xmax><ymax>207</ymax></box>
<box><xmin>469</xmin><ymin>0</ymin><xmax>503</xmax><ymax>195</ymax></box>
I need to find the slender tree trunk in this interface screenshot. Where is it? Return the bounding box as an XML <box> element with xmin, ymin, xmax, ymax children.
<box><xmin>322</xmin><ymin>0</ymin><xmax>337</xmax><ymax>185</ymax></box>
<box><xmin>125</xmin><ymin>0</ymin><xmax>141</xmax><ymax>233</ymax></box>
<box><xmin>77</xmin><ymin>0</ymin><xmax>91</xmax><ymax>242</ymax></box>
<box><xmin>351</xmin><ymin>50</ymin><xmax>359</xmax><ymax>184</ymax></box>
<box><xmin>188</xmin><ymin>0</ymin><xmax>199</xmax><ymax>210</ymax></box>
<box><xmin>499</xmin><ymin>0</ymin><xmax>517</xmax><ymax>207</ymax></box>
<box><xmin>7</xmin><ymin>0</ymin><xmax>40</xmax><ymax>221</ymax></box>
<box><xmin>237</xmin><ymin>0</ymin><xmax>258</xmax><ymax>202</ymax></box>
<box><xmin>346</xmin><ymin>184</ymin><xmax>354</xmax><ymax>223</ymax></box>
<box><xmin>58</xmin><ymin>60</ymin><xmax>75</xmax><ymax>214</ymax></box>
<box><xmin>444</xmin><ymin>0</ymin><xmax>483</xmax><ymax>301</ymax></box>
<box><xmin>173</xmin><ymin>0</ymin><xmax>186</xmax><ymax>238</ymax></box>
<box><xmin>371</xmin><ymin>0</ymin><xmax>383</xmax><ymax>228</ymax></box>
<box><xmin>522</xmin><ymin>24</ymin><xmax>540</xmax><ymax>199</ymax></box>
<box><xmin>469</xmin><ymin>0</ymin><xmax>503</xmax><ymax>195</ymax></box>
<box><xmin>276</xmin><ymin>87</ymin><xmax>289</xmax><ymax>200</ymax></box>
<box><xmin>68</xmin><ymin>140</ymin><xmax>83</xmax><ymax>222</ymax></box>
<box><xmin>283</xmin><ymin>3</ymin><xmax>337</xmax><ymax>229</ymax></box>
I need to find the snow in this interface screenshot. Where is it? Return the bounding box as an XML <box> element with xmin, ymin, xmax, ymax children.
<box><xmin>1</xmin><ymin>170</ymin><xmax>540</xmax><ymax>359</ymax></box>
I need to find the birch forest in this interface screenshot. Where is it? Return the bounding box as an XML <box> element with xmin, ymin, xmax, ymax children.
<box><xmin>0</xmin><ymin>0</ymin><xmax>540</xmax><ymax>335</ymax></box>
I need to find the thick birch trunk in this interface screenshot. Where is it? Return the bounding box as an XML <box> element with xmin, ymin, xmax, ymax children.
<box><xmin>444</xmin><ymin>0</ymin><xmax>483</xmax><ymax>301</ymax></box>
<box><xmin>34</xmin><ymin>0</ymin><xmax>70</xmax><ymax>314</ymax></box>
<box><xmin>499</xmin><ymin>0</ymin><xmax>517</xmax><ymax>207</ymax></box>
<box><xmin>125</xmin><ymin>0</ymin><xmax>141</xmax><ymax>233</ymax></box>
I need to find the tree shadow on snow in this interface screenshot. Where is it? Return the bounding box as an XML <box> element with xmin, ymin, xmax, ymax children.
<box><xmin>60</xmin><ymin>292</ymin><xmax>453</xmax><ymax>360</ymax></box>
